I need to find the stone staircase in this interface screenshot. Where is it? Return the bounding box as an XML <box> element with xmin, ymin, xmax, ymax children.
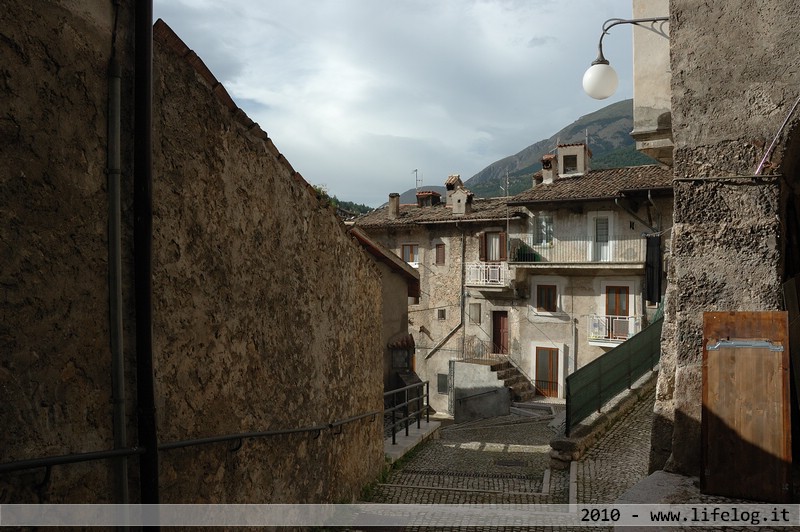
<box><xmin>489</xmin><ymin>359</ymin><xmax>537</xmax><ymax>402</ymax></box>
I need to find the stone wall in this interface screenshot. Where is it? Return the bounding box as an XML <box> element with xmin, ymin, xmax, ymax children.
<box><xmin>1</xmin><ymin>1</ymin><xmax>385</xmax><ymax>503</ymax></box>
<box><xmin>650</xmin><ymin>0</ymin><xmax>800</xmax><ymax>475</ymax></box>
<box><xmin>0</xmin><ymin>0</ymin><xmax>134</xmax><ymax>502</ymax></box>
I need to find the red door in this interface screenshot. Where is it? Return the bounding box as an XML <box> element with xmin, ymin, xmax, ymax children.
<box><xmin>606</xmin><ymin>286</ymin><xmax>630</xmax><ymax>339</ymax></box>
<box><xmin>492</xmin><ymin>311</ymin><xmax>508</xmax><ymax>354</ymax></box>
<box><xmin>535</xmin><ymin>347</ymin><xmax>559</xmax><ymax>397</ymax></box>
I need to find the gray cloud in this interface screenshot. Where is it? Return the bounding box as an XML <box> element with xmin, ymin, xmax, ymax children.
<box><xmin>155</xmin><ymin>0</ymin><xmax>634</xmax><ymax>207</ymax></box>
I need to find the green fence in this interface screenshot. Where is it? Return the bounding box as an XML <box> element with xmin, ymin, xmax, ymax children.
<box><xmin>565</xmin><ymin>316</ymin><xmax>663</xmax><ymax>436</ymax></box>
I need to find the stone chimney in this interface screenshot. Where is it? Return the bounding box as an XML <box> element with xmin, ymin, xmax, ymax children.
<box><xmin>445</xmin><ymin>174</ymin><xmax>463</xmax><ymax>205</ymax></box>
<box><xmin>541</xmin><ymin>154</ymin><xmax>556</xmax><ymax>184</ymax></box>
<box><xmin>388</xmin><ymin>192</ymin><xmax>400</xmax><ymax>220</ymax></box>
<box><xmin>557</xmin><ymin>143</ymin><xmax>592</xmax><ymax>177</ymax></box>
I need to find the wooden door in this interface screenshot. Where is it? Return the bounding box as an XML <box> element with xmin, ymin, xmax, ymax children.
<box><xmin>492</xmin><ymin>311</ymin><xmax>508</xmax><ymax>354</ymax></box>
<box><xmin>606</xmin><ymin>286</ymin><xmax>630</xmax><ymax>339</ymax></box>
<box><xmin>535</xmin><ymin>347</ymin><xmax>559</xmax><ymax>397</ymax></box>
<box><xmin>702</xmin><ymin>311</ymin><xmax>791</xmax><ymax>503</ymax></box>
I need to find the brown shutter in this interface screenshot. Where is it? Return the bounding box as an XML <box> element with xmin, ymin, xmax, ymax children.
<box><xmin>478</xmin><ymin>232</ymin><xmax>486</xmax><ymax>262</ymax></box>
<box><xmin>499</xmin><ymin>232</ymin><xmax>507</xmax><ymax>261</ymax></box>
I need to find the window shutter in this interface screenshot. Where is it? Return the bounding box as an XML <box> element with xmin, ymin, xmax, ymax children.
<box><xmin>478</xmin><ymin>232</ymin><xmax>486</xmax><ymax>262</ymax></box>
<box><xmin>499</xmin><ymin>232</ymin><xmax>507</xmax><ymax>261</ymax></box>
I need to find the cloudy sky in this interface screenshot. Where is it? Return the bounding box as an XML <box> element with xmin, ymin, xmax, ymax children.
<box><xmin>154</xmin><ymin>0</ymin><xmax>634</xmax><ymax>207</ymax></box>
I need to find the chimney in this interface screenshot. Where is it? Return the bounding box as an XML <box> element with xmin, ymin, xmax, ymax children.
<box><xmin>541</xmin><ymin>154</ymin><xmax>556</xmax><ymax>184</ymax></box>
<box><xmin>388</xmin><ymin>192</ymin><xmax>400</xmax><ymax>220</ymax></box>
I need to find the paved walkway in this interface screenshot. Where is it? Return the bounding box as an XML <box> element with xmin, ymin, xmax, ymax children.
<box><xmin>362</xmin><ymin>393</ymin><xmax>656</xmax><ymax>530</ymax></box>
<box><xmin>366</xmin><ymin>393</ymin><xmax>655</xmax><ymax>508</ymax></box>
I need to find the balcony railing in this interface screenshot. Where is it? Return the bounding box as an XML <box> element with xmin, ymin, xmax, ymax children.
<box><xmin>588</xmin><ymin>315</ymin><xmax>642</xmax><ymax>342</ymax></box>
<box><xmin>465</xmin><ymin>262</ymin><xmax>509</xmax><ymax>287</ymax></box>
<box><xmin>510</xmin><ymin>234</ymin><xmax>646</xmax><ymax>264</ymax></box>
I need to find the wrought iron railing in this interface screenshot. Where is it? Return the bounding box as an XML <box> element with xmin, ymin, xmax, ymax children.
<box><xmin>465</xmin><ymin>262</ymin><xmax>509</xmax><ymax>286</ymax></box>
<box><xmin>588</xmin><ymin>314</ymin><xmax>643</xmax><ymax>341</ymax></box>
<box><xmin>565</xmin><ymin>316</ymin><xmax>662</xmax><ymax>436</ymax></box>
<box><xmin>510</xmin><ymin>234</ymin><xmax>646</xmax><ymax>264</ymax></box>
<box><xmin>384</xmin><ymin>381</ymin><xmax>430</xmax><ymax>445</ymax></box>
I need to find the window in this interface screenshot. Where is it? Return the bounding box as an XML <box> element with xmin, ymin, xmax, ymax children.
<box><xmin>536</xmin><ymin>284</ymin><xmax>558</xmax><ymax>312</ymax></box>
<box><xmin>437</xmin><ymin>373</ymin><xmax>449</xmax><ymax>395</ymax></box>
<box><xmin>479</xmin><ymin>231</ymin><xmax>507</xmax><ymax>262</ymax></box>
<box><xmin>402</xmin><ymin>244</ymin><xmax>419</xmax><ymax>267</ymax></box>
<box><xmin>533</xmin><ymin>214</ymin><xmax>553</xmax><ymax>245</ymax></box>
<box><xmin>563</xmin><ymin>154</ymin><xmax>578</xmax><ymax>173</ymax></box>
<box><xmin>468</xmin><ymin>303</ymin><xmax>481</xmax><ymax>325</ymax></box>
<box><xmin>408</xmin><ymin>295</ymin><xmax>420</xmax><ymax>305</ymax></box>
<box><xmin>435</xmin><ymin>243</ymin><xmax>446</xmax><ymax>265</ymax></box>
<box><xmin>437</xmin><ymin>308</ymin><xmax>446</xmax><ymax>320</ymax></box>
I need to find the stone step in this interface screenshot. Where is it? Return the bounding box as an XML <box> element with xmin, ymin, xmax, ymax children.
<box><xmin>510</xmin><ymin>406</ymin><xmax>548</xmax><ymax>418</ymax></box>
<box><xmin>489</xmin><ymin>360</ymin><xmax>512</xmax><ymax>372</ymax></box>
<box><xmin>511</xmin><ymin>402</ymin><xmax>554</xmax><ymax>414</ymax></box>
<box><xmin>495</xmin><ymin>367</ymin><xmax>517</xmax><ymax>380</ymax></box>
<box><xmin>503</xmin><ymin>375</ymin><xmax>526</xmax><ymax>387</ymax></box>
<box><xmin>513</xmin><ymin>389</ymin><xmax>537</xmax><ymax>402</ymax></box>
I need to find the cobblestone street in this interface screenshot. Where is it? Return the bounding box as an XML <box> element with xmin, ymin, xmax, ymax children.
<box><xmin>367</xmin><ymin>392</ymin><xmax>655</xmax><ymax>508</ymax></box>
<box><xmin>361</xmin><ymin>393</ymin><xmax>656</xmax><ymax>530</ymax></box>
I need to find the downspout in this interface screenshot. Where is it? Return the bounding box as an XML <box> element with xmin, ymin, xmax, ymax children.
<box><xmin>107</xmin><ymin>53</ymin><xmax>128</xmax><ymax>503</ymax></box>
<box><xmin>134</xmin><ymin>0</ymin><xmax>160</xmax><ymax>504</ymax></box>
<box><xmin>647</xmin><ymin>190</ymin><xmax>662</xmax><ymax>231</ymax></box>
<box><xmin>460</xmin><ymin>224</ymin><xmax>467</xmax><ymax>359</ymax></box>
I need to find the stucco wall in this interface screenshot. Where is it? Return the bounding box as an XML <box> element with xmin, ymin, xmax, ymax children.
<box><xmin>651</xmin><ymin>0</ymin><xmax>797</xmax><ymax>475</ymax></box>
<box><xmin>1</xmin><ymin>1</ymin><xmax>385</xmax><ymax>503</ymax></box>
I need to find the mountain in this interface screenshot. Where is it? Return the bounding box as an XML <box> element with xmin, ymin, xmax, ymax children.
<box><xmin>466</xmin><ymin>99</ymin><xmax>656</xmax><ymax>198</ymax></box>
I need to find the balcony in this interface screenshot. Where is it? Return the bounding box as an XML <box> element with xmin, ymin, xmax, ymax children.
<box><xmin>466</xmin><ymin>262</ymin><xmax>510</xmax><ymax>289</ymax></box>
<box><xmin>588</xmin><ymin>315</ymin><xmax>643</xmax><ymax>347</ymax></box>
<box><xmin>509</xmin><ymin>234</ymin><xmax>646</xmax><ymax>269</ymax></box>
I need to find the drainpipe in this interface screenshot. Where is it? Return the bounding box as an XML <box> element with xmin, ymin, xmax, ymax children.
<box><xmin>647</xmin><ymin>190</ymin><xmax>662</xmax><ymax>231</ymax></box>
<box><xmin>134</xmin><ymin>0</ymin><xmax>159</xmax><ymax>504</ymax></box>
<box><xmin>460</xmin><ymin>224</ymin><xmax>467</xmax><ymax>359</ymax></box>
<box><xmin>107</xmin><ymin>53</ymin><xmax>128</xmax><ymax>504</ymax></box>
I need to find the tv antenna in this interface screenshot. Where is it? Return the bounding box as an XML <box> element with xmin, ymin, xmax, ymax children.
<box><xmin>413</xmin><ymin>169</ymin><xmax>423</xmax><ymax>192</ymax></box>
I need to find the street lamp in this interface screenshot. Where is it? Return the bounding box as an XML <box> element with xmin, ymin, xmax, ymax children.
<box><xmin>583</xmin><ymin>17</ymin><xmax>669</xmax><ymax>100</ymax></box>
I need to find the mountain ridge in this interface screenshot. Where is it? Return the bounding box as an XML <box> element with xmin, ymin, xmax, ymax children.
<box><xmin>385</xmin><ymin>99</ymin><xmax>656</xmax><ymax>204</ymax></box>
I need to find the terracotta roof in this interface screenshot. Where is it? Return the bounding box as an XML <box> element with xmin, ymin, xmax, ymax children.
<box><xmin>509</xmin><ymin>165</ymin><xmax>673</xmax><ymax>205</ymax></box>
<box><xmin>353</xmin><ymin>196</ymin><xmax>522</xmax><ymax>228</ymax></box>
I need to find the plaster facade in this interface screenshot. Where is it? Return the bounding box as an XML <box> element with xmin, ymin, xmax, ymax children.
<box><xmin>1</xmin><ymin>1</ymin><xmax>385</xmax><ymax>503</ymax></box>
<box><xmin>356</xmin><ymin>162</ymin><xmax>672</xmax><ymax>413</ymax></box>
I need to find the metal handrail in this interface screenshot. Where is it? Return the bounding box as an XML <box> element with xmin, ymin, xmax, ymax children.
<box><xmin>0</xmin><ymin>409</ymin><xmax>382</xmax><ymax>475</ymax></box>
<box><xmin>456</xmin><ymin>388</ymin><xmax>503</xmax><ymax>403</ymax></box>
<box><xmin>384</xmin><ymin>381</ymin><xmax>430</xmax><ymax>445</ymax></box>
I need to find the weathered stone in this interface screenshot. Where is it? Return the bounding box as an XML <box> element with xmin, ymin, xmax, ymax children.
<box><xmin>1</xmin><ymin>1</ymin><xmax>385</xmax><ymax>504</ymax></box>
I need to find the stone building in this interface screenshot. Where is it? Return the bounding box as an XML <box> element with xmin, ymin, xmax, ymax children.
<box><xmin>620</xmin><ymin>0</ymin><xmax>800</xmax><ymax>481</ymax></box>
<box><xmin>349</xmin><ymin>227</ymin><xmax>420</xmax><ymax>392</ymax></box>
<box><xmin>1</xmin><ymin>2</ymin><xmax>385</xmax><ymax>504</ymax></box>
<box><xmin>354</xmin><ymin>154</ymin><xmax>672</xmax><ymax>414</ymax></box>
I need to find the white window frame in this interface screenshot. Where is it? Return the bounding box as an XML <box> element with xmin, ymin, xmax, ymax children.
<box><xmin>531</xmin><ymin>343</ymin><xmax>568</xmax><ymax>399</ymax></box>
<box><xmin>532</xmin><ymin>213</ymin><xmax>554</xmax><ymax>246</ymax></box>
<box><xmin>530</xmin><ymin>276</ymin><xmax>566</xmax><ymax>317</ymax></box>
<box><xmin>598</xmin><ymin>279</ymin><xmax>637</xmax><ymax>318</ymax></box>
<box><xmin>402</xmin><ymin>243</ymin><xmax>420</xmax><ymax>268</ymax></box>
<box><xmin>587</xmin><ymin>211</ymin><xmax>614</xmax><ymax>262</ymax></box>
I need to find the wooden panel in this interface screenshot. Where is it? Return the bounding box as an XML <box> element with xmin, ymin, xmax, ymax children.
<box><xmin>702</xmin><ymin>311</ymin><xmax>791</xmax><ymax>502</ymax></box>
